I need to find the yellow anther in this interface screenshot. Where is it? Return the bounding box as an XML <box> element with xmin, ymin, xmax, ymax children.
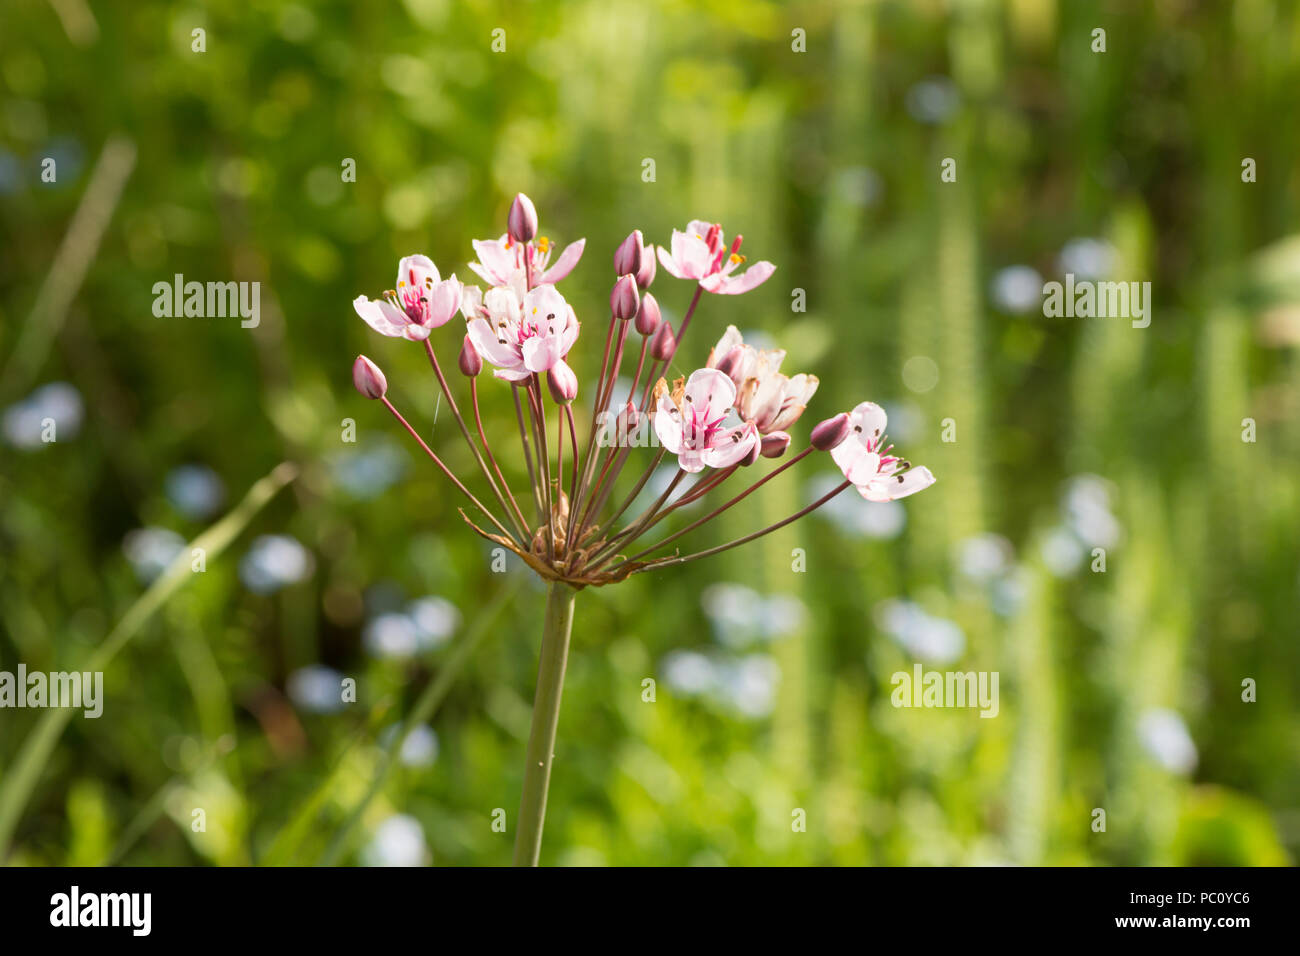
<box><xmin>537</xmin><ymin>236</ymin><xmax>551</xmax><ymax>253</ymax></box>
<box><xmin>729</xmin><ymin>253</ymin><xmax>745</xmax><ymax>264</ymax></box>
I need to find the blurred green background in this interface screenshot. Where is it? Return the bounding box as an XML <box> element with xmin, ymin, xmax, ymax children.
<box><xmin>1</xmin><ymin>0</ymin><xmax>1297</xmax><ymax>866</ymax></box>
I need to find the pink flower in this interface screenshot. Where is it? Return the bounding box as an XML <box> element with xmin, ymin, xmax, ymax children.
<box><xmin>656</xmin><ymin>220</ymin><xmax>775</xmax><ymax>295</ymax></box>
<box><xmin>707</xmin><ymin>325</ymin><xmax>818</xmax><ymax>434</ymax></box>
<box><xmin>829</xmin><ymin>402</ymin><xmax>935</xmax><ymax>501</ymax></box>
<box><xmin>469</xmin><ymin>234</ymin><xmax>586</xmax><ymax>298</ymax></box>
<box><xmin>466</xmin><ymin>284</ymin><xmax>580</xmax><ymax>383</ymax></box>
<box><xmin>654</xmin><ymin>369</ymin><xmax>759</xmax><ymax>474</ymax></box>
<box><xmin>352</xmin><ymin>254</ymin><xmax>462</xmax><ymax>342</ymax></box>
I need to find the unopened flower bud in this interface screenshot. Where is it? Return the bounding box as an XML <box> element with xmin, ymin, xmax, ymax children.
<box><xmin>634</xmin><ymin>291</ymin><xmax>661</xmax><ymax>337</ymax></box>
<box><xmin>810</xmin><ymin>412</ymin><xmax>851</xmax><ymax>451</ymax></box>
<box><xmin>649</xmin><ymin>319</ymin><xmax>676</xmax><ymax>360</ymax></box>
<box><xmin>613</xmin><ymin>230</ymin><xmax>644</xmax><ymax>277</ymax></box>
<box><xmin>635</xmin><ymin>244</ymin><xmax>657</xmax><ymax>289</ymax></box>
<box><xmin>352</xmin><ymin>355</ymin><xmax>387</xmax><ymax>400</ymax></box>
<box><xmin>760</xmin><ymin>431</ymin><xmax>791</xmax><ymax>458</ymax></box>
<box><xmin>458</xmin><ymin>334</ymin><xmax>482</xmax><ymax>377</ymax></box>
<box><xmin>508</xmin><ymin>192</ymin><xmax>538</xmax><ymax>243</ymax></box>
<box><xmin>547</xmin><ymin>359</ymin><xmax>578</xmax><ymax>404</ymax></box>
<box><xmin>618</xmin><ymin>400</ymin><xmax>640</xmax><ymax>433</ymax></box>
<box><xmin>610</xmin><ymin>274</ymin><xmax>640</xmax><ymax>320</ymax></box>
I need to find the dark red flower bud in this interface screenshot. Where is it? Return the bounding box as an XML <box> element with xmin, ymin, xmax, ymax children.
<box><xmin>760</xmin><ymin>431</ymin><xmax>791</xmax><ymax>458</ymax></box>
<box><xmin>649</xmin><ymin>319</ymin><xmax>676</xmax><ymax>361</ymax></box>
<box><xmin>613</xmin><ymin>230</ymin><xmax>643</xmax><ymax>277</ymax></box>
<box><xmin>458</xmin><ymin>334</ymin><xmax>482</xmax><ymax>377</ymax></box>
<box><xmin>810</xmin><ymin>412</ymin><xmax>851</xmax><ymax>451</ymax></box>
<box><xmin>634</xmin><ymin>291</ymin><xmax>661</xmax><ymax>337</ymax></box>
<box><xmin>610</xmin><ymin>274</ymin><xmax>640</xmax><ymax>320</ymax></box>
<box><xmin>352</xmin><ymin>355</ymin><xmax>387</xmax><ymax>399</ymax></box>
<box><xmin>508</xmin><ymin>193</ymin><xmax>538</xmax><ymax>243</ymax></box>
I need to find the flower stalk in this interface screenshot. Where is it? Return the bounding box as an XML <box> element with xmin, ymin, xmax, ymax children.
<box><xmin>513</xmin><ymin>581</ymin><xmax>577</xmax><ymax>866</ymax></box>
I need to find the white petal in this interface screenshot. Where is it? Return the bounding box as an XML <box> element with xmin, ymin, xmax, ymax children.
<box><xmin>848</xmin><ymin>401</ymin><xmax>888</xmax><ymax>448</ymax></box>
<box><xmin>889</xmin><ymin>466</ymin><xmax>936</xmax><ymax>499</ymax></box>
<box><xmin>396</xmin><ymin>254</ymin><xmax>440</xmax><ymax>291</ymax></box>
<box><xmin>484</xmin><ymin>287</ymin><xmax>521</xmax><ymax>324</ymax></box>
<box><xmin>467</xmin><ymin>317</ymin><xmax>521</xmax><ymax>368</ymax></box>
<box><xmin>653</xmin><ymin>400</ymin><xmax>683</xmax><ymax>455</ymax></box>
<box><xmin>709</xmin><ymin>325</ymin><xmax>744</xmax><ymax>366</ymax></box>
<box><xmin>353</xmin><ymin>296</ymin><xmax>407</xmax><ymax>337</ymax></box>
<box><xmin>702</xmin><ymin>423</ymin><xmax>758</xmax><ymax>469</ymax></box>
<box><xmin>682</xmin><ymin>368</ymin><xmax>736</xmax><ymax>422</ymax></box>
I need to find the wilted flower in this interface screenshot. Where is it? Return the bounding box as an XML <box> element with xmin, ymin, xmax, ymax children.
<box><xmin>707</xmin><ymin>325</ymin><xmax>818</xmax><ymax>434</ymax></box>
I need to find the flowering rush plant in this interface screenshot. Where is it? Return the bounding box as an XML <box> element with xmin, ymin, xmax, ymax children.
<box><xmin>349</xmin><ymin>194</ymin><xmax>934</xmax><ymax>864</ymax></box>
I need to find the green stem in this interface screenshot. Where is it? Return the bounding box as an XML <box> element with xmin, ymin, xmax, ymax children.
<box><xmin>513</xmin><ymin>581</ymin><xmax>577</xmax><ymax>866</ymax></box>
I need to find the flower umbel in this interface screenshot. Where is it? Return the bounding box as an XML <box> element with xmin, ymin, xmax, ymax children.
<box><xmin>344</xmin><ymin>193</ymin><xmax>935</xmax><ymax>866</ymax></box>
